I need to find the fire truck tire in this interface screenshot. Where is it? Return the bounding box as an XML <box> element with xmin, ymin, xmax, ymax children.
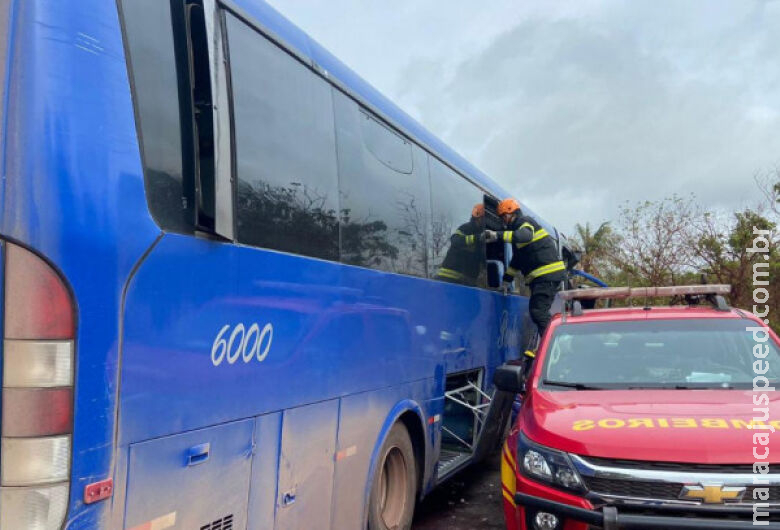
<box><xmin>368</xmin><ymin>422</ymin><xmax>417</xmax><ymax>530</ymax></box>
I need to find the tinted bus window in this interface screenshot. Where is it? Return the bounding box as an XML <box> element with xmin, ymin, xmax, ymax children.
<box><xmin>121</xmin><ymin>0</ymin><xmax>193</xmax><ymax>234</ymax></box>
<box><xmin>226</xmin><ymin>14</ymin><xmax>340</xmax><ymax>261</ymax></box>
<box><xmin>360</xmin><ymin>112</ymin><xmax>413</xmax><ymax>174</ymax></box>
<box><xmin>334</xmin><ymin>91</ymin><xmax>430</xmax><ymax>277</ymax></box>
<box><xmin>429</xmin><ymin>158</ymin><xmax>486</xmax><ymax>287</ymax></box>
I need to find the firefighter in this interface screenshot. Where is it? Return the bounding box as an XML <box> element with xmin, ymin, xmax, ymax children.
<box><xmin>436</xmin><ymin>203</ymin><xmax>486</xmax><ymax>286</ymax></box>
<box><xmin>486</xmin><ymin>198</ymin><xmax>566</xmax><ymax>361</ymax></box>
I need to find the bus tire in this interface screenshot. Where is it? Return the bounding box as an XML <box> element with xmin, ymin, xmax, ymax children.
<box><xmin>368</xmin><ymin>422</ymin><xmax>417</xmax><ymax>530</ymax></box>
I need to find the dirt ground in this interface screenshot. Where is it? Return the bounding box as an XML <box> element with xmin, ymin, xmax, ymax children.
<box><xmin>412</xmin><ymin>453</ymin><xmax>506</xmax><ymax>530</ymax></box>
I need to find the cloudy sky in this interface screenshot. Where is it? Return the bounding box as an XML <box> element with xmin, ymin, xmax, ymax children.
<box><xmin>267</xmin><ymin>0</ymin><xmax>780</xmax><ymax>234</ymax></box>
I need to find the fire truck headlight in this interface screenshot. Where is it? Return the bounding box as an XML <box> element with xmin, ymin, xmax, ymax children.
<box><xmin>523</xmin><ymin>450</ymin><xmax>553</xmax><ymax>481</ymax></box>
<box><xmin>518</xmin><ymin>433</ymin><xmax>585</xmax><ymax>494</ymax></box>
<box><xmin>555</xmin><ymin>467</ymin><xmax>581</xmax><ymax>489</ymax></box>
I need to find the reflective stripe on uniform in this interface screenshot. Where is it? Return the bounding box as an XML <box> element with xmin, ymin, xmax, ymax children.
<box><xmin>465</xmin><ymin>234</ymin><xmax>475</xmax><ymax>245</ymax></box>
<box><xmin>502</xmin><ymin>230</ymin><xmax>513</xmax><ymax>243</ymax></box>
<box><xmin>519</xmin><ymin>222</ymin><xmax>534</xmax><ymax>231</ymax></box>
<box><xmin>437</xmin><ymin>268</ymin><xmax>464</xmax><ymax>280</ymax></box>
<box><xmin>515</xmin><ymin>228</ymin><xmax>549</xmax><ymax>249</ymax></box>
<box><xmin>525</xmin><ymin>260</ymin><xmax>565</xmax><ymax>282</ymax></box>
<box><xmin>524</xmin><ymin>350</ymin><xmax>536</xmax><ymax>359</ymax></box>
<box><xmin>532</xmin><ymin>228</ymin><xmax>549</xmax><ymax>242</ymax></box>
<box><xmin>505</xmin><ymin>266</ymin><xmax>517</xmax><ymax>277</ymax></box>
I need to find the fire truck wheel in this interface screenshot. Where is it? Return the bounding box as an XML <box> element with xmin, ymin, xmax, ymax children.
<box><xmin>368</xmin><ymin>422</ymin><xmax>417</xmax><ymax>530</ymax></box>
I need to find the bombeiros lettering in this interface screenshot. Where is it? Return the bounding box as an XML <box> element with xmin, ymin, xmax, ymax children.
<box><xmin>211</xmin><ymin>322</ymin><xmax>273</xmax><ymax>366</ymax></box>
<box><xmin>572</xmin><ymin>418</ymin><xmax>780</xmax><ymax>431</ymax></box>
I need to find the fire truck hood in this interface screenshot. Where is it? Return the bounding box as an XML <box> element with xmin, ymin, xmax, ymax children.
<box><xmin>521</xmin><ymin>389</ymin><xmax>780</xmax><ymax>464</ymax></box>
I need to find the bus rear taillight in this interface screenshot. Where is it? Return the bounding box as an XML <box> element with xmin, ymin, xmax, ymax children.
<box><xmin>0</xmin><ymin>243</ymin><xmax>74</xmax><ymax>530</ymax></box>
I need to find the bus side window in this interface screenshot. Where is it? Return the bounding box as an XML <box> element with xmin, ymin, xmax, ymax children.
<box><xmin>359</xmin><ymin>112</ymin><xmax>413</xmax><ymax>174</ymax></box>
<box><xmin>334</xmin><ymin>92</ymin><xmax>431</xmax><ymax>277</ymax></box>
<box><xmin>428</xmin><ymin>158</ymin><xmax>486</xmax><ymax>288</ymax></box>
<box><xmin>120</xmin><ymin>0</ymin><xmax>195</xmax><ymax>234</ymax></box>
<box><xmin>225</xmin><ymin>14</ymin><xmax>340</xmax><ymax>261</ymax></box>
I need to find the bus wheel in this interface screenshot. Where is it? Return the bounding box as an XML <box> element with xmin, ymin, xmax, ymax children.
<box><xmin>368</xmin><ymin>422</ymin><xmax>417</xmax><ymax>530</ymax></box>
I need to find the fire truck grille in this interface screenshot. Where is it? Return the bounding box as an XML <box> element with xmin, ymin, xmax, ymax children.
<box><xmin>747</xmin><ymin>486</ymin><xmax>780</xmax><ymax>503</ymax></box>
<box><xmin>585</xmin><ymin>477</ymin><xmax>683</xmax><ymax>499</ymax></box>
<box><xmin>584</xmin><ymin>477</ymin><xmax>780</xmax><ymax>503</ymax></box>
<box><xmin>581</xmin><ymin>457</ymin><xmax>780</xmax><ymax>475</ymax></box>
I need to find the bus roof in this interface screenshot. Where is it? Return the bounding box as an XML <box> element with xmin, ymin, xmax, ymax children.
<box><xmin>224</xmin><ymin>0</ymin><xmax>556</xmax><ymax>234</ymax></box>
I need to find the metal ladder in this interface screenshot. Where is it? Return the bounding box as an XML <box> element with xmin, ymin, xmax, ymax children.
<box><xmin>440</xmin><ymin>375</ymin><xmax>516</xmax><ymax>469</ymax></box>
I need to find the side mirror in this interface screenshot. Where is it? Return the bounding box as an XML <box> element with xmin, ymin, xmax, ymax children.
<box><xmin>487</xmin><ymin>260</ymin><xmax>504</xmax><ymax>289</ymax></box>
<box><xmin>493</xmin><ymin>364</ymin><xmax>526</xmax><ymax>394</ymax></box>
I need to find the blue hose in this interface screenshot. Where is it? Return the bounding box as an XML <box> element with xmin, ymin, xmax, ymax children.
<box><xmin>570</xmin><ymin>269</ymin><xmax>608</xmax><ymax>288</ymax></box>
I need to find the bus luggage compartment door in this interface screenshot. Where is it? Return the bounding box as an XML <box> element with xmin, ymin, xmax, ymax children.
<box><xmin>124</xmin><ymin>419</ymin><xmax>254</xmax><ymax>530</ymax></box>
<box><xmin>275</xmin><ymin>400</ymin><xmax>339</xmax><ymax>530</ymax></box>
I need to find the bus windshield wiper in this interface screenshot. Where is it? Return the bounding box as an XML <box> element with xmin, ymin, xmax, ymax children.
<box><xmin>542</xmin><ymin>380</ymin><xmax>607</xmax><ymax>390</ymax></box>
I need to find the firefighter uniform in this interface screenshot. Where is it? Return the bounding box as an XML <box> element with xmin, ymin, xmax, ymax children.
<box><xmin>436</xmin><ymin>206</ymin><xmax>486</xmax><ymax>286</ymax></box>
<box><xmin>500</xmin><ymin>215</ymin><xmax>565</xmax><ymax>340</ymax></box>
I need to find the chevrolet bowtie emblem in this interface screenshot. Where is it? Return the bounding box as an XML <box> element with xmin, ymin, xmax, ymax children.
<box><xmin>680</xmin><ymin>484</ymin><xmax>746</xmax><ymax>504</ymax></box>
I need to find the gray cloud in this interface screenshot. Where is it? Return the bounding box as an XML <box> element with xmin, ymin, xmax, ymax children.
<box><xmin>270</xmin><ymin>0</ymin><xmax>780</xmax><ymax>233</ymax></box>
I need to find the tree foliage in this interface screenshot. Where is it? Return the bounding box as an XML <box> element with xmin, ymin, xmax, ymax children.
<box><xmin>573</xmin><ymin>221</ymin><xmax>618</xmax><ymax>279</ymax></box>
<box><xmin>571</xmin><ymin>180</ymin><xmax>779</xmax><ymax>329</ymax></box>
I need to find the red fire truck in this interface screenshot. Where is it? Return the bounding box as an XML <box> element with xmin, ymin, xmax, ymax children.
<box><xmin>496</xmin><ymin>285</ymin><xmax>780</xmax><ymax>529</ymax></box>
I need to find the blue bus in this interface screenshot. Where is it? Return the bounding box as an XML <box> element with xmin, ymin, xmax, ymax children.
<box><xmin>0</xmin><ymin>1</ymin><xmax>577</xmax><ymax>529</ymax></box>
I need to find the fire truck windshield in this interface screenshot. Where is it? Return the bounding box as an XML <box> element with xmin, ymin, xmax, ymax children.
<box><xmin>542</xmin><ymin>319</ymin><xmax>779</xmax><ymax>390</ymax></box>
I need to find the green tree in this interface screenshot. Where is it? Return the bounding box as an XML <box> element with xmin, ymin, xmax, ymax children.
<box><xmin>609</xmin><ymin>195</ymin><xmax>699</xmax><ymax>286</ymax></box>
<box><xmin>572</xmin><ymin>221</ymin><xmax>618</xmax><ymax>278</ymax></box>
<box><xmin>573</xmin><ymin>187</ymin><xmax>778</xmax><ymax>329</ymax></box>
<box><xmin>692</xmin><ymin>208</ymin><xmax>778</xmax><ymax>327</ymax></box>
